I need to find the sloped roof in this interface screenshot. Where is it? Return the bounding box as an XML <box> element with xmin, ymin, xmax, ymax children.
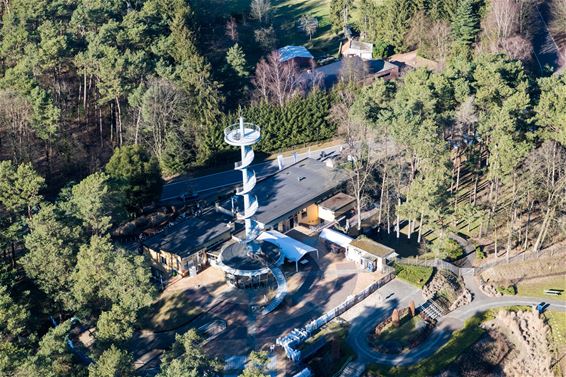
<box><xmin>388</xmin><ymin>50</ymin><xmax>440</xmax><ymax>72</ymax></box>
<box><xmin>350</xmin><ymin>236</ymin><xmax>396</xmax><ymax>258</ymax></box>
<box><xmin>143</xmin><ymin>211</ymin><xmax>232</xmax><ymax>258</ymax></box>
<box><xmin>278</xmin><ymin>46</ymin><xmax>314</xmax><ymax>62</ymax></box>
<box><xmin>257</xmin><ymin>230</ymin><xmax>317</xmax><ymax>262</ymax></box>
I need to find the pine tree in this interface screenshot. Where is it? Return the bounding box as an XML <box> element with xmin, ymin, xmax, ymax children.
<box><xmin>451</xmin><ymin>0</ymin><xmax>481</xmax><ymax>48</ymax></box>
<box><xmin>226</xmin><ymin>44</ymin><xmax>248</xmax><ymax>78</ymax></box>
<box><xmin>329</xmin><ymin>0</ymin><xmax>353</xmax><ymax>33</ymax></box>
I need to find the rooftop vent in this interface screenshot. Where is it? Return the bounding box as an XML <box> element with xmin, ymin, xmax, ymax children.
<box><xmin>297</xmin><ymin>176</ymin><xmax>306</xmax><ymax>181</ymax></box>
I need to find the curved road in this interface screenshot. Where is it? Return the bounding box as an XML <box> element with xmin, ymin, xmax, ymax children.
<box><xmin>348</xmin><ymin>277</ymin><xmax>566</xmax><ymax>366</ymax></box>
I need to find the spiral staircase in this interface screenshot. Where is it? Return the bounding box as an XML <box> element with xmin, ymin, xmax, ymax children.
<box><xmin>223</xmin><ymin>117</ymin><xmax>288</xmax><ymax>314</ymax></box>
<box><xmin>224</xmin><ymin>118</ymin><xmax>261</xmax><ymax>242</ymax></box>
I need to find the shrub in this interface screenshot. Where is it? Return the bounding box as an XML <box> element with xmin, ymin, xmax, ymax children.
<box><xmin>497</xmin><ymin>285</ymin><xmax>517</xmax><ymax>295</ymax></box>
<box><xmin>394</xmin><ymin>263</ymin><xmax>434</xmax><ymax>288</ymax></box>
<box><xmin>475</xmin><ymin>246</ymin><xmax>486</xmax><ymax>260</ymax></box>
<box><xmin>430</xmin><ymin>237</ymin><xmax>464</xmax><ymax>261</ymax></box>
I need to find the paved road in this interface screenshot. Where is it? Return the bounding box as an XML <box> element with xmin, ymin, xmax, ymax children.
<box><xmin>159</xmin><ymin>144</ymin><xmax>344</xmax><ymax>202</ymax></box>
<box><xmin>347</xmin><ymin>275</ymin><xmax>566</xmax><ymax>366</ymax></box>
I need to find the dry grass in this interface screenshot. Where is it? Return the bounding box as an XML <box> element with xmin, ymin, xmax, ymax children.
<box><xmin>481</xmin><ymin>254</ymin><xmax>566</xmax><ymax>285</ymax></box>
<box><xmin>516</xmin><ymin>275</ymin><xmax>566</xmax><ymax>299</ymax></box>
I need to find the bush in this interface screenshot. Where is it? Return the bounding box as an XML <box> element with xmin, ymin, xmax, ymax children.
<box><xmin>475</xmin><ymin>246</ymin><xmax>486</xmax><ymax>260</ymax></box>
<box><xmin>240</xmin><ymin>90</ymin><xmax>336</xmax><ymax>152</ymax></box>
<box><xmin>497</xmin><ymin>285</ymin><xmax>517</xmax><ymax>295</ymax></box>
<box><xmin>430</xmin><ymin>237</ymin><xmax>464</xmax><ymax>261</ymax></box>
<box><xmin>394</xmin><ymin>263</ymin><xmax>434</xmax><ymax>288</ymax></box>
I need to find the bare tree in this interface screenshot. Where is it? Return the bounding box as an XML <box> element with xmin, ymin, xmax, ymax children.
<box><xmin>550</xmin><ymin>0</ymin><xmax>566</xmax><ymax>54</ymax></box>
<box><xmin>252</xmin><ymin>51</ymin><xmax>305</xmax><ymax>106</ymax></box>
<box><xmin>339</xmin><ymin>56</ymin><xmax>369</xmax><ymax>84</ymax></box>
<box><xmin>250</xmin><ymin>0</ymin><xmax>271</xmax><ymax>23</ymax></box>
<box><xmin>254</xmin><ymin>26</ymin><xmax>276</xmax><ymax>51</ymax></box>
<box><xmin>480</xmin><ymin>0</ymin><xmax>534</xmax><ymax>60</ymax></box>
<box><xmin>139</xmin><ymin>78</ymin><xmax>188</xmax><ymax>161</ymax></box>
<box><xmin>0</xmin><ymin>89</ymin><xmax>34</xmax><ymax>163</ymax></box>
<box><xmin>330</xmin><ymin>89</ymin><xmax>380</xmax><ymax>230</ymax></box>
<box><xmin>524</xmin><ymin>141</ymin><xmax>566</xmax><ymax>254</ymax></box>
<box><xmin>225</xmin><ymin>17</ymin><xmax>239</xmax><ymax>42</ymax></box>
<box><xmin>299</xmin><ymin>15</ymin><xmax>319</xmax><ymax>40</ymax></box>
<box><xmin>405</xmin><ymin>12</ymin><xmax>452</xmax><ymax>64</ymax></box>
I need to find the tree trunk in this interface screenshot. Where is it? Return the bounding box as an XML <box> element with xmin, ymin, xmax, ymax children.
<box><xmin>396</xmin><ymin>197</ymin><xmax>400</xmax><ymax>238</ymax></box>
<box><xmin>523</xmin><ymin>199</ymin><xmax>533</xmax><ymax>250</ymax></box>
<box><xmin>532</xmin><ymin>207</ymin><xmax>553</xmax><ymax>255</ymax></box>
<box><xmin>115</xmin><ymin>97</ymin><xmax>123</xmax><ymax>147</ymax></box>
<box><xmin>417</xmin><ymin>211</ymin><xmax>424</xmax><ymax>243</ymax></box>
<box><xmin>377</xmin><ymin>169</ymin><xmax>387</xmax><ymax>230</ymax></box>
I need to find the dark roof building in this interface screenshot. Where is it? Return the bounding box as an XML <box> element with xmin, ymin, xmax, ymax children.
<box><xmin>306</xmin><ymin>59</ymin><xmax>399</xmax><ymax>90</ymax></box>
<box><xmin>250</xmin><ymin>158</ymin><xmax>350</xmax><ymax>228</ymax></box>
<box><xmin>143</xmin><ymin>212</ymin><xmax>233</xmax><ymax>258</ymax></box>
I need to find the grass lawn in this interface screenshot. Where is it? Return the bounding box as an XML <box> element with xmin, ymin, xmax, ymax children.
<box><xmin>368</xmin><ymin>313</ymin><xmax>488</xmax><ymax>377</ymax></box>
<box><xmin>191</xmin><ymin>0</ymin><xmax>341</xmax><ymax>68</ymax></box>
<box><xmin>303</xmin><ymin>320</ymin><xmax>349</xmax><ymax>347</ymax></box>
<box><xmin>138</xmin><ymin>291</ymin><xmax>202</xmax><ymax>332</ymax></box>
<box><xmin>377</xmin><ymin>315</ymin><xmax>423</xmax><ymax>346</ymax></box>
<box><xmin>546</xmin><ymin>311</ymin><xmax>566</xmax><ymax>346</ymax></box>
<box><xmin>394</xmin><ymin>263</ymin><xmax>434</xmax><ymax>288</ymax></box>
<box><xmin>516</xmin><ymin>276</ymin><xmax>566</xmax><ymax>299</ymax></box>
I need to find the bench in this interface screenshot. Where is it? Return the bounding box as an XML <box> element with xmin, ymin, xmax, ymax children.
<box><xmin>544</xmin><ymin>290</ymin><xmax>562</xmax><ymax>296</ymax></box>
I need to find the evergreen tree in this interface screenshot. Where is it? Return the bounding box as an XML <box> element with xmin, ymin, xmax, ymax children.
<box><xmin>105</xmin><ymin>145</ymin><xmax>162</xmax><ymax>212</ymax></box>
<box><xmin>21</xmin><ymin>204</ymin><xmax>81</xmax><ymax>309</ymax></box>
<box><xmin>451</xmin><ymin>0</ymin><xmax>481</xmax><ymax>49</ymax></box>
<box><xmin>16</xmin><ymin>320</ymin><xmax>83</xmax><ymax>377</ymax></box>
<box><xmin>88</xmin><ymin>346</ymin><xmax>134</xmax><ymax>377</ymax></box>
<box><xmin>157</xmin><ymin>330</ymin><xmax>222</xmax><ymax>377</ymax></box>
<box><xmin>67</xmin><ymin>172</ymin><xmax>122</xmax><ymax>236</ymax></box>
<box><xmin>535</xmin><ymin>74</ymin><xmax>566</xmax><ymax>146</ymax></box>
<box><xmin>329</xmin><ymin>0</ymin><xmax>353</xmax><ymax>33</ymax></box>
<box><xmin>226</xmin><ymin>44</ymin><xmax>248</xmax><ymax>78</ymax></box>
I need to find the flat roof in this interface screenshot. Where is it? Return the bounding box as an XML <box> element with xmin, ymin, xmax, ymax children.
<box><xmin>318</xmin><ymin>192</ymin><xmax>355</xmax><ymax>212</ymax></box>
<box><xmin>312</xmin><ymin>59</ymin><xmax>398</xmax><ymax>89</ymax></box>
<box><xmin>350</xmin><ymin>236</ymin><xmax>396</xmax><ymax>258</ymax></box>
<box><xmin>252</xmin><ymin>158</ymin><xmax>350</xmax><ymax>227</ymax></box>
<box><xmin>350</xmin><ymin>40</ymin><xmax>373</xmax><ymax>52</ymax></box>
<box><xmin>143</xmin><ymin>211</ymin><xmax>232</xmax><ymax>258</ymax></box>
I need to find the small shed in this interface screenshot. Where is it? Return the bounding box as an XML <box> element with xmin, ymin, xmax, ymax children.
<box><xmin>318</xmin><ymin>193</ymin><xmax>356</xmax><ymax>222</ymax></box>
<box><xmin>346</xmin><ymin>236</ymin><xmax>397</xmax><ymax>272</ymax></box>
<box><xmin>342</xmin><ymin>39</ymin><xmax>373</xmax><ymax>60</ymax></box>
<box><xmin>278</xmin><ymin>46</ymin><xmax>315</xmax><ymax>68</ymax></box>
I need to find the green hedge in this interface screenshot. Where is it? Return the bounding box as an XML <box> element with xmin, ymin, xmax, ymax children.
<box><xmin>240</xmin><ymin>90</ymin><xmax>336</xmax><ymax>152</ymax></box>
<box><xmin>394</xmin><ymin>263</ymin><xmax>434</xmax><ymax>288</ymax></box>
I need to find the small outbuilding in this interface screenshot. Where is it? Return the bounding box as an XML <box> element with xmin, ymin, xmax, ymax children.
<box><xmin>278</xmin><ymin>45</ymin><xmax>315</xmax><ymax>68</ymax></box>
<box><xmin>317</xmin><ymin>193</ymin><xmax>356</xmax><ymax>222</ymax></box>
<box><xmin>342</xmin><ymin>39</ymin><xmax>373</xmax><ymax>60</ymax></box>
<box><xmin>346</xmin><ymin>236</ymin><xmax>397</xmax><ymax>272</ymax></box>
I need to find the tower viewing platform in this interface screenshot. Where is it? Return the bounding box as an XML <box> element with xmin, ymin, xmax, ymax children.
<box><xmin>224</xmin><ymin>122</ymin><xmax>261</xmax><ymax>146</ymax></box>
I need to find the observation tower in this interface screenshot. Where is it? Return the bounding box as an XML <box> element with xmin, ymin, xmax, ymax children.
<box><xmin>217</xmin><ymin>118</ymin><xmax>285</xmax><ymax>296</ymax></box>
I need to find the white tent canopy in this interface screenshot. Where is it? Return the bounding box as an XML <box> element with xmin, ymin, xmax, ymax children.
<box><xmin>258</xmin><ymin>230</ymin><xmax>318</xmax><ymax>271</ymax></box>
<box><xmin>319</xmin><ymin>228</ymin><xmax>353</xmax><ymax>248</ymax></box>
